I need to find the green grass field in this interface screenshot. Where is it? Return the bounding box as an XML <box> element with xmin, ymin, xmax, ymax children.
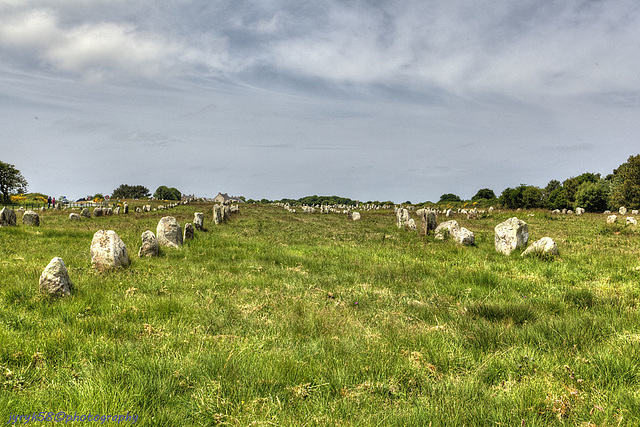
<box><xmin>1</xmin><ymin>204</ymin><xmax>639</xmax><ymax>426</ymax></box>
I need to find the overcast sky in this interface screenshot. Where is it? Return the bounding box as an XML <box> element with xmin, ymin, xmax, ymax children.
<box><xmin>1</xmin><ymin>0</ymin><xmax>639</xmax><ymax>202</ymax></box>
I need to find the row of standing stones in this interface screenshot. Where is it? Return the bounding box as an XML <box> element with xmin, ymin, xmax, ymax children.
<box><xmin>36</xmin><ymin>204</ymin><xmax>237</xmax><ymax>298</ymax></box>
<box><xmin>1</xmin><ymin>201</ymin><xmax>187</xmax><ymax>226</ymax></box>
<box><xmin>395</xmin><ymin>207</ymin><xmax>559</xmax><ymax>258</ymax></box>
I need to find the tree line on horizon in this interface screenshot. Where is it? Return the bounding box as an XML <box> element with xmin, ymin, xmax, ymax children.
<box><xmin>1</xmin><ymin>155</ymin><xmax>639</xmax><ymax>210</ymax></box>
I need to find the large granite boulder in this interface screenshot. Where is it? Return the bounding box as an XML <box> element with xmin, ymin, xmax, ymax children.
<box><xmin>81</xmin><ymin>208</ymin><xmax>90</xmax><ymax>218</ymax></box>
<box><xmin>157</xmin><ymin>216</ymin><xmax>182</xmax><ymax>248</ymax></box>
<box><xmin>22</xmin><ymin>210</ymin><xmax>40</xmax><ymax>226</ymax></box>
<box><xmin>495</xmin><ymin>217</ymin><xmax>529</xmax><ymax>255</ymax></box>
<box><xmin>183</xmin><ymin>222</ymin><xmax>194</xmax><ymax>241</ymax></box>
<box><xmin>69</xmin><ymin>213</ymin><xmax>81</xmax><ymax>221</ymax></box>
<box><xmin>94</xmin><ymin>207</ymin><xmax>104</xmax><ymax>217</ymax></box>
<box><xmin>138</xmin><ymin>230</ymin><xmax>159</xmax><ymax>257</ymax></box>
<box><xmin>194</xmin><ymin>212</ymin><xmax>204</xmax><ymax>231</ymax></box>
<box><xmin>607</xmin><ymin>215</ymin><xmax>617</xmax><ymax>224</ymax></box>
<box><xmin>90</xmin><ymin>230</ymin><xmax>130</xmax><ymax>270</ymax></box>
<box><xmin>352</xmin><ymin>212</ymin><xmax>361</xmax><ymax>221</ymax></box>
<box><xmin>627</xmin><ymin>217</ymin><xmax>638</xmax><ymax>226</ymax></box>
<box><xmin>434</xmin><ymin>220</ymin><xmax>475</xmax><ymax>246</ymax></box>
<box><xmin>521</xmin><ymin>237</ymin><xmax>559</xmax><ymax>258</ymax></box>
<box><xmin>39</xmin><ymin>257</ymin><xmax>73</xmax><ymax>297</ymax></box>
<box><xmin>0</xmin><ymin>207</ymin><xmax>17</xmax><ymax>227</ymax></box>
<box><xmin>213</xmin><ymin>205</ymin><xmax>224</xmax><ymax>225</ymax></box>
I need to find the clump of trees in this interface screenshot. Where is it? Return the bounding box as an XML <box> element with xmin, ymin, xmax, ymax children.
<box><xmin>496</xmin><ymin>154</ymin><xmax>640</xmax><ymax>211</ymax></box>
<box><xmin>0</xmin><ymin>160</ymin><xmax>28</xmax><ymax>204</ymax></box>
<box><xmin>439</xmin><ymin>193</ymin><xmax>462</xmax><ymax>203</ymax></box>
<box><xmin>112</xmin><ymin>184</ymin><xmax>150</xmax><ymax>199</ymax></box>
<box><xmin>154</xmin><ymin>186</ymin><xmax>181</xmax><ymax>201</ymax></box>
<box><xmin>279</xmin><ymin>195</ymin><xmax>358</xmax><ymax>206</ymax></box>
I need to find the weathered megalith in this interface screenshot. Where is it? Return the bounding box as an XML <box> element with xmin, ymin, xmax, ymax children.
<box><xmin>627</xmin><ymin>217</ymin><xmax>638</xmax><ymax>226</ymax></box>
<box><xmin>0</xmin><ymin>207</ymin><xmax>17</xmax><ymax>227</ymax></box>
<box><xmin>39</xmin><ymin>257</ymin><xmax>73</xmax><ymax>297</ymax></box>
<box><xmin>404</xmin><ymin>218</ymin><xmax>417</xmax><ymax>231</ymax></box>
<box><xmin>396</xmin><ymin>208</ymin><xmax>409</xmax><ymax>228</ymax></box>
<box><xmin>194</xmin><ymin>212</ymin><xmax>204</xmax><ymax>230</ymax></box>
<box><xmin>495</xmin><ymin>217</ymin><xmax>529</xmax><ymax>255</ymax></box>
<box><xmin>434</xmin><ymin>220</ymin><xmax>475</xmax><ymax>246</ymax></box>
<box><xmin>521</xmin><ymin>237</ymin><xmax>559</xmax><ymax>258</ymax></box>
<box><xmin>81</xmin><ymin>208</ymin><xmax>90</xmax><ymax>218</ymax></box>
<box><xmin>183</xmin><ymin>222</ymin><xmax>194</xmax><ymax>241</ymax></box>
<box><xmin>138</xmin><ymin>230</ymin><xmax>159</xmax><ymax>257</ymax></box>
<box><xmin>575</xmin><ymin>207</ymin><xmax>585</xmax><ymax>215</ymax></box>
<box><xmin>22</xmin><ymin>210</ymin><xmax>40</xmax><ymax>226</ymax></box>
<box><xmin>69</xmin><ymin>213</ymin><xmax>81</xmax><ymax>221</ymax></box>
<box><xmin>352</xmin><ymin>212</ymin><xmax>361</xmax><ymax>221</ymax></box>
<box><xmin>454</xmin><ymin>227</ymin><xmax>475</xmax><ymax>246</ymax></box>
<box><xmin>213</xmin><ymin>205</ymin><xmax>224</xmax><ymax>225</ymax></box>
<box><xmin>90</xmin><ymin>230</ymin><xmax>130</xmax><ymax>270</ymax></box>
<box><xmin>123</xmin><ymin>203</ymin><xmax>129</xmax><ymax>214</ymax></box>
<box><xmin>607</xmin><ymin>215</ymin><xmax>617</xmax><ymax>224</ymax></box>
<box><xmin>619</xmin><ymin>206</ymin><xmax>627</xmax><ymax>215</ymax></box>
<box><xmin>135</xmin><ymin>207</ymin><xmax>142</xmax><ymax>213</ymax></box>
<box><xmin>114</xmin><ymin>206</ymin><xmax>120</xmax><ymax>215</ymax></box>
<box><xmin>94</xmin><ymin>207</ymin><xmax>104</xmax><ymax>217</ymax></box>
<box><xmin>157</xmin><ymin>216</ymin><xmax>183</xmax><ymax>248</ymax></box>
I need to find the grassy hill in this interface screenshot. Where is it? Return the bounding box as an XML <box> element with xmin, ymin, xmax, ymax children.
<box><xmin>1</xmin><ymin>204</ymin><xmax>639</xmax><ymax>425</ymax></box>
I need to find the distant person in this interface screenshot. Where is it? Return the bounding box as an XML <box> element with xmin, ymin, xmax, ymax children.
<box><xmin>47</xmin><ymin>196</ymin><xmax>51</xmax><ymax>208</ymax></box>
<box><xmin>52</xmin><ymin>197</ymin><xmax>55</xmax><ymax>208</ymax></box>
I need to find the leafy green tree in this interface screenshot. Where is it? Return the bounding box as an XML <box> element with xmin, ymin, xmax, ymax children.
<box><xmin>499</xmin><ymin>184</ymin><xmax>544</xmax><ymax>209</ymax></box>
<box><xmin>154</xmin><ymin>186</ymin><xmax>181</xmax><ymax>201</ymax></box>
<box><xmin>547</xmin><ymin>187</ymin><xmax>570</xmax><ymax>210</ymax></box>
<box><xmin>575</xmin><ymin>180</ymin><xmax>610</xmax><ymax>212</ymax></box>
<box><xmin>609</xmin><ymin>154</ymin><xmax>640</xmax><ymax>209</ymax></box>
<box><xmin>471</xmin><ymin>188</ymin><xmax>496</xmax><ymax>201</ymax></box>
<box><xmin>563</xmin><ymin>173</ymin><xmax>600</xmax><ymax>204</ymax></box>
<box><xmin>112</xmin><ymin>184</ymin><xmax>150</xmax><ymax>199</ymax></box>
<box><xmin>438</xmin><ymin>193</ymin><xmax>461</xmax><ymax>203</ymax></box>
<box><xmin>0</xmin><ymin>161</ymin><xmax>28</xmax><ymax>203</ymax></box>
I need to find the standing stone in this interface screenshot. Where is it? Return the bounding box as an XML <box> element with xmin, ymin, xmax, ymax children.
<box><xmin>521</xmin><ymin>237</ymin><xmax>559</xmax><ymax>258</ymax></box>
<box><xmin>230</xmin><ymin>205</ymin><xmax>239</xmax><ymax>213</ymax></box>
<box><xmin>94</xmin><ymin>207</ymin><xmax>104</xmax><ymax>217</ymax></box>
<box><xmin>39</xmin><ymin>257</ymin><xmax>73</xmax><ymax>297</ymax></box>
<box><xmin>183</xmin><ymin>223</ymin><xmax>195</xmax><ymax>241</ymax></box>
<box><xmin>123</xmin><ymin>203</ymin><xmax>129</xmax><ymax>214</ymax></box>
<box><xmin>435</xmin><ymin>220</ymin><xmax>460</xmax><ymax>241</ymax></box>
<box><xmin>81</xmin><ymin>208</ymin><xmax>90</xmax><ymax>218</ymax></box>
<box><xmin>106</xmin><ymin>208</ymin><xmax>113</xmax><ymax>215</ymax></box>
<box><xmin>0</xmin><ymin>207</ymin><xmax>17</xmax><ymax>227</ymax></box>
<box><xmin>607</xmin><ymin>215</ymin><xmax>618</xmax><ymax>224</ymax></box>
<box><xmin>619</xmin><ymin>206</ymin><xmax>627</xmax><ymax>215</ymax></box>
<box><xmin>454</xmin><ymin>226</ymin><xmax>475</xmax><ymax>246</ymax></box>
<box><xmin>632</xmin><ymin>210</ymin><xmax>639</xmax><ymax>215</ymax></box>
<box><xmin>135</xmin><ymin>207</ymin><xmax>143</xmax><ymax>213</ymax></box>
<box><xmin>90</xmin><ymin>230</ymin><xmax>130</xmax><ymax>270</ymax></box>
<box><xmin>352</xmin><ymin>212</ymin><xmax>361</xmax><ymax>221</ymax></box>
<box><xmin>446</xmin><ymin>209</ymin><xmax>452</xmax><ymax>217</ymax></box>
<box><xmin>575</xmin><ymin>207</ymin><xmax>585</xmax><ymax>215</ymax></box>
<box><xmin>157</xmin><ymin>216</ymin><xmax>183</xmax><ymax>248</ymax></box>
<box><xmin>495</xmin><ymin>217</ymin><xmax>529</xmax><ymax>255</ymax></box>
<box><xmin>213</xmin><ymin>205</ymin><xmax>224</xmax><ymax>225</ymax></box>
<box><xmin>396</xmin><ymin>208</ymin><xmax>409</xmax><ymax>228</ymax></box>
<box><xmin>114</xmin><ymin>206</ymin><xmax>120</xmax><ymax>215</ymax></box>
<box><xmin>69</xmin><ymin>213</ymin><xmax>81</xmax><ymax>221</ymax></box>
<box><xmin>404</xmin><ymin>218</ymin><xmax>417</xmax><ymax>231</ymax></box>
<box><xmin>138</xmin><ymin>230</ymin><xmax>159</xmax><ymax>257</ymax></box>
<box><xmin>22</xmin><ymin>210</ymin><xmax>40</xmax><ymax>226</ymax></box>
<box><xmin>194</xmin><ymin>212</ymin><xmax>204</xmax><ymax>230</ymax></box>
<box><xmin>627</xmin><ymin>217</ymin><xmax>638</xmax><ymax>226</ymax></box>
<box><xmin>434</xmin><ymin>220</ymin><xmax>474</xmax><ymax>245</ymax></box>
